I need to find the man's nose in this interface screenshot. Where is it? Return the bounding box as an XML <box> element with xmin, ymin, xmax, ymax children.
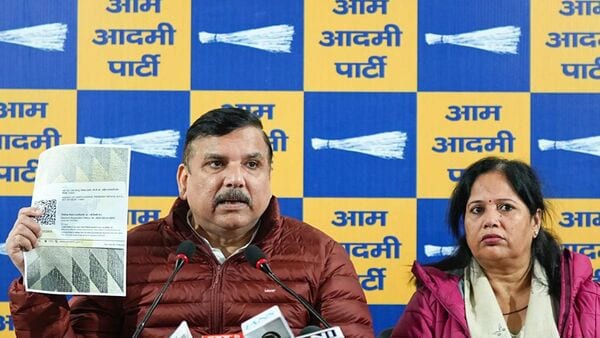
<box><xmin>223</xmin><ymin>164</ymin><xmax>244</xmax><ymax>188</ymax></box>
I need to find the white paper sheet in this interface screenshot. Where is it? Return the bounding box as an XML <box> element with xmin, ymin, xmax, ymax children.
<box><xmin>24</xmin><ymin>144</ymin><xmax>130</xmax><ymax>296</ymax></box>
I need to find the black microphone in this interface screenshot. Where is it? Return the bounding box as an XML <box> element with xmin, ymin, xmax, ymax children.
<box><xmin>299</xmin><ymin>325</ymin><xmax>322</xmax><ymax>335</ymax></box>
<box><xmin>132</xmin><ymin>240</ymin><xmax>196</xmax><ymax>338</ymax></box>
<box><xmin>377</xmin><ymin>327</ymin><xmax>393</xmax><ymax>338</ymax></box>
<box><xmin>244</xmin><ymin>244</ymin><xmax>331</xmax><ymax>329</ymax></box>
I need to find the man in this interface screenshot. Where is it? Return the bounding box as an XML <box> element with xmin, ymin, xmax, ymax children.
<box><xmin>6</xmin><ymin>107</ymin><xmax>374</xmax><ymax>337</ymax></box>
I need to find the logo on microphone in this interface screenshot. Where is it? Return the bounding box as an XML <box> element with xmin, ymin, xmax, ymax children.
<box><xmin>240</xmin><ymin>305</ymin><xmax>294</xmax><ymax>338</ymax></box>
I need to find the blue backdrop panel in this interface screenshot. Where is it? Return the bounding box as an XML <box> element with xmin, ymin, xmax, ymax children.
<box><xmin>304</xmin><ymin>92</ymin><xmax>416</xmax><ymax>197</ymax></box>
<box><xmin>418</xmin><ymin>0</ymin><xmax>530</xmax><ymax>91</ymax></box>
<box><xmin>191</xmin><ymin>0</ymin><xmax>304</xmax><ymax>90</ymax></box>
<box><xmin>531</xmin><ymin>94</ymin><xmax>600</xmax><ymax>198</ymax></box>
<box><xmin>0</xmin><ymin>0</ymin><xmax>77</xmax><ymax>89</ymax></box>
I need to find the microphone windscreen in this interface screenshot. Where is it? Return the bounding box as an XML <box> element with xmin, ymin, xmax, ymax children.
<box><xmin>299</xmin><ymin>325</ymin><xmax>322</xmax><ymax>335</ymax></box>
<box><xmin>377</xmin><ymin>328</ymin><xmax>393</xmax><ymax>338</ymax></box>
<box><xmin>176</xmin><ymin>240</ymin><xmax>196</xmax><ymax>258</ymax></box>
<box><xmin>245</xmin><ymin>244</ymin><xmax>266</xmax><ymax>268</ymax></box>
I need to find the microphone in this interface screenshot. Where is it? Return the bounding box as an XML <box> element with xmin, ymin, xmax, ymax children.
<box><xmin>299</xmin><ymin>326</ymin><xmax>322</xmax><ymax>335</ymax></box>
<box><xmin>295</xmin><ymin>326</ymin><xmax>345</xmax><ymax>338</ymax></box>
<box><xmin>377</xmin><ymin>328</ymin><xmax>393</xmax><ymax>338</ymax></box>
<box><xmin>240</xmin><ymin>305</ymin><xmax>294</xmax><ymax>338</ymax></box>
<box><xmin>244</xmin><ymin>245</ymin><xmax>332</xmax><ymax>329</ymax></box>
<box><xmin>132</xmin><ymin>240</ymin><xmax>196</xmax><ymax>338</ymax></box>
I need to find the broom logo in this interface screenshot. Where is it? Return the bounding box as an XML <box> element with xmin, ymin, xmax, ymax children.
<box><xmin>425</xmin><ymin>25</ymin><xmax>521</xmax><ymax>54</ymax></box>
<box><xmin>538</xmin><ymin>135</ymin><xmax>600</xmax><ymax>158</ymax></box>
<box><xmin>0</xmin><ymin>23</ymin><xmax>67</xmax><ymax>51</ymax></box>
<box><xmin>311</xmin><ymin>131</ymin><xmax>407</xmax><ymax>159</ymax></box>
<box><xmin>84</xmin><ymin>129</ymin><xmax>180</xmax><ymax>158</ymax></box>
<box><xmin>424</xmin><ymin>244</ymin><xmax>457</xmax><ymax>258</ymax></box>
<box><xmin>198</xmin><ymin>24</ymin><xmax>294</xmax><ymax>53</ymax></box>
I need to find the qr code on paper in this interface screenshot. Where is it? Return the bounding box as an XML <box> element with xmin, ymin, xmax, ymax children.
<box><xmin>33</xmin><ymin>199</ymin><xmax>57</xmax><ymax>226</ymax></box>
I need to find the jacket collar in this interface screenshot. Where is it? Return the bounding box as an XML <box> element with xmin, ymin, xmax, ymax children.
<box><xmin>163</xmin><ymin>196</ymin><xmax>283</xmax><ymax>248</ymax></box>
<box><xmin>412</xmin><ymin>261</ymin><xmax>469</xmax><ymax>333</ymax></box>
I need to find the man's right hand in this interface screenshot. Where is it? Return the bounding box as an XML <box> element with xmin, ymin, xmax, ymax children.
<box><xmin>6</xmin><ymin>207</ymin><xmax>43</xmax><ymax>276</ymax></box>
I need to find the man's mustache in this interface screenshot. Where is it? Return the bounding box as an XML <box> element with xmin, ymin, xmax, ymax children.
<box><xmin>214</xmin><ymin>189</ymin><xmax>251</xmax><ymax>206</ymax></box>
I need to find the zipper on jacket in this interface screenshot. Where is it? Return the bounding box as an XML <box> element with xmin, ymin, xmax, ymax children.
<box><xmin>210</xmin><ymin>263</ymin><xmax>224</xmax><ymax>333</ymax></box>
<box><xmin>559</xmin><ymin>251</ymin><xmax>572</xmax><ymax>337</ymax></box>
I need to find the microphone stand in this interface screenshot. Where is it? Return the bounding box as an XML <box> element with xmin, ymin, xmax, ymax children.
<box><xmin>132</xmin><ymin>258</ymin><xmax>187</xmax><ymax>338</ymax></box>
<box><xmin>259</xmin><ymin>262</ymin><xmax>331</xmax><ymax>329</ymax></box>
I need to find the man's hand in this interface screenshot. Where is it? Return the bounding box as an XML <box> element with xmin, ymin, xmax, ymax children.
<box><xmin>6</xmin><ymin>207</ymin><xmax>43</xmax><ymax>275</ymax></box>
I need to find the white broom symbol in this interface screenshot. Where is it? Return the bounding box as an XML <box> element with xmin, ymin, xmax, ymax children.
<box><xmin>424</xmin><ymin>244</ymin><xmax>457</xmax><ymax>258</ymax></box>
<box><xmin>198</xmin><ymin>24</ymin><xmax>294</xmax><ymax>53</ymax></box>
<box><xmin>425</xmin><ymin>25</ymin><xmax>521</xmax><ymax>54</ymax></box>
<box><xmin>84</xmin><ymin>129</ymin><xmax>180</xmax><ymax>158</ymax></box>
<box><xmin>538</xmin><ymin>135</ymin><xmax>600</xmax><ymax>158</ymax></box>
<box><xmin>0</xmin><ymin>23</ymin><xmax>67</xmax><ymax>51</ymax></box>
<box><xmin>311</xmin><ymin>131</ymin><xmax>407</xmax><ymax>160</ymax></box>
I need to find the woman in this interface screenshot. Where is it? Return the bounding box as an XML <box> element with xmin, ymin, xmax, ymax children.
<box><xmin>392</xmin><ymin>157</ymin><xmax>600</xmax><ymax>337</ymax></box>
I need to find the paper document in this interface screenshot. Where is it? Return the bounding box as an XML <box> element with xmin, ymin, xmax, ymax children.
<box><xmin>24</xmin><ymin>144</ymin><xmax>131</xmax><ymax>296</ymax></box>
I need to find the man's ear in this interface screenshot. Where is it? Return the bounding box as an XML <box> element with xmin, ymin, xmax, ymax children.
<box><xmin>176</xmin><ymin>164</ymin><xmax>189</xmax><ymax>200</ymax></box>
